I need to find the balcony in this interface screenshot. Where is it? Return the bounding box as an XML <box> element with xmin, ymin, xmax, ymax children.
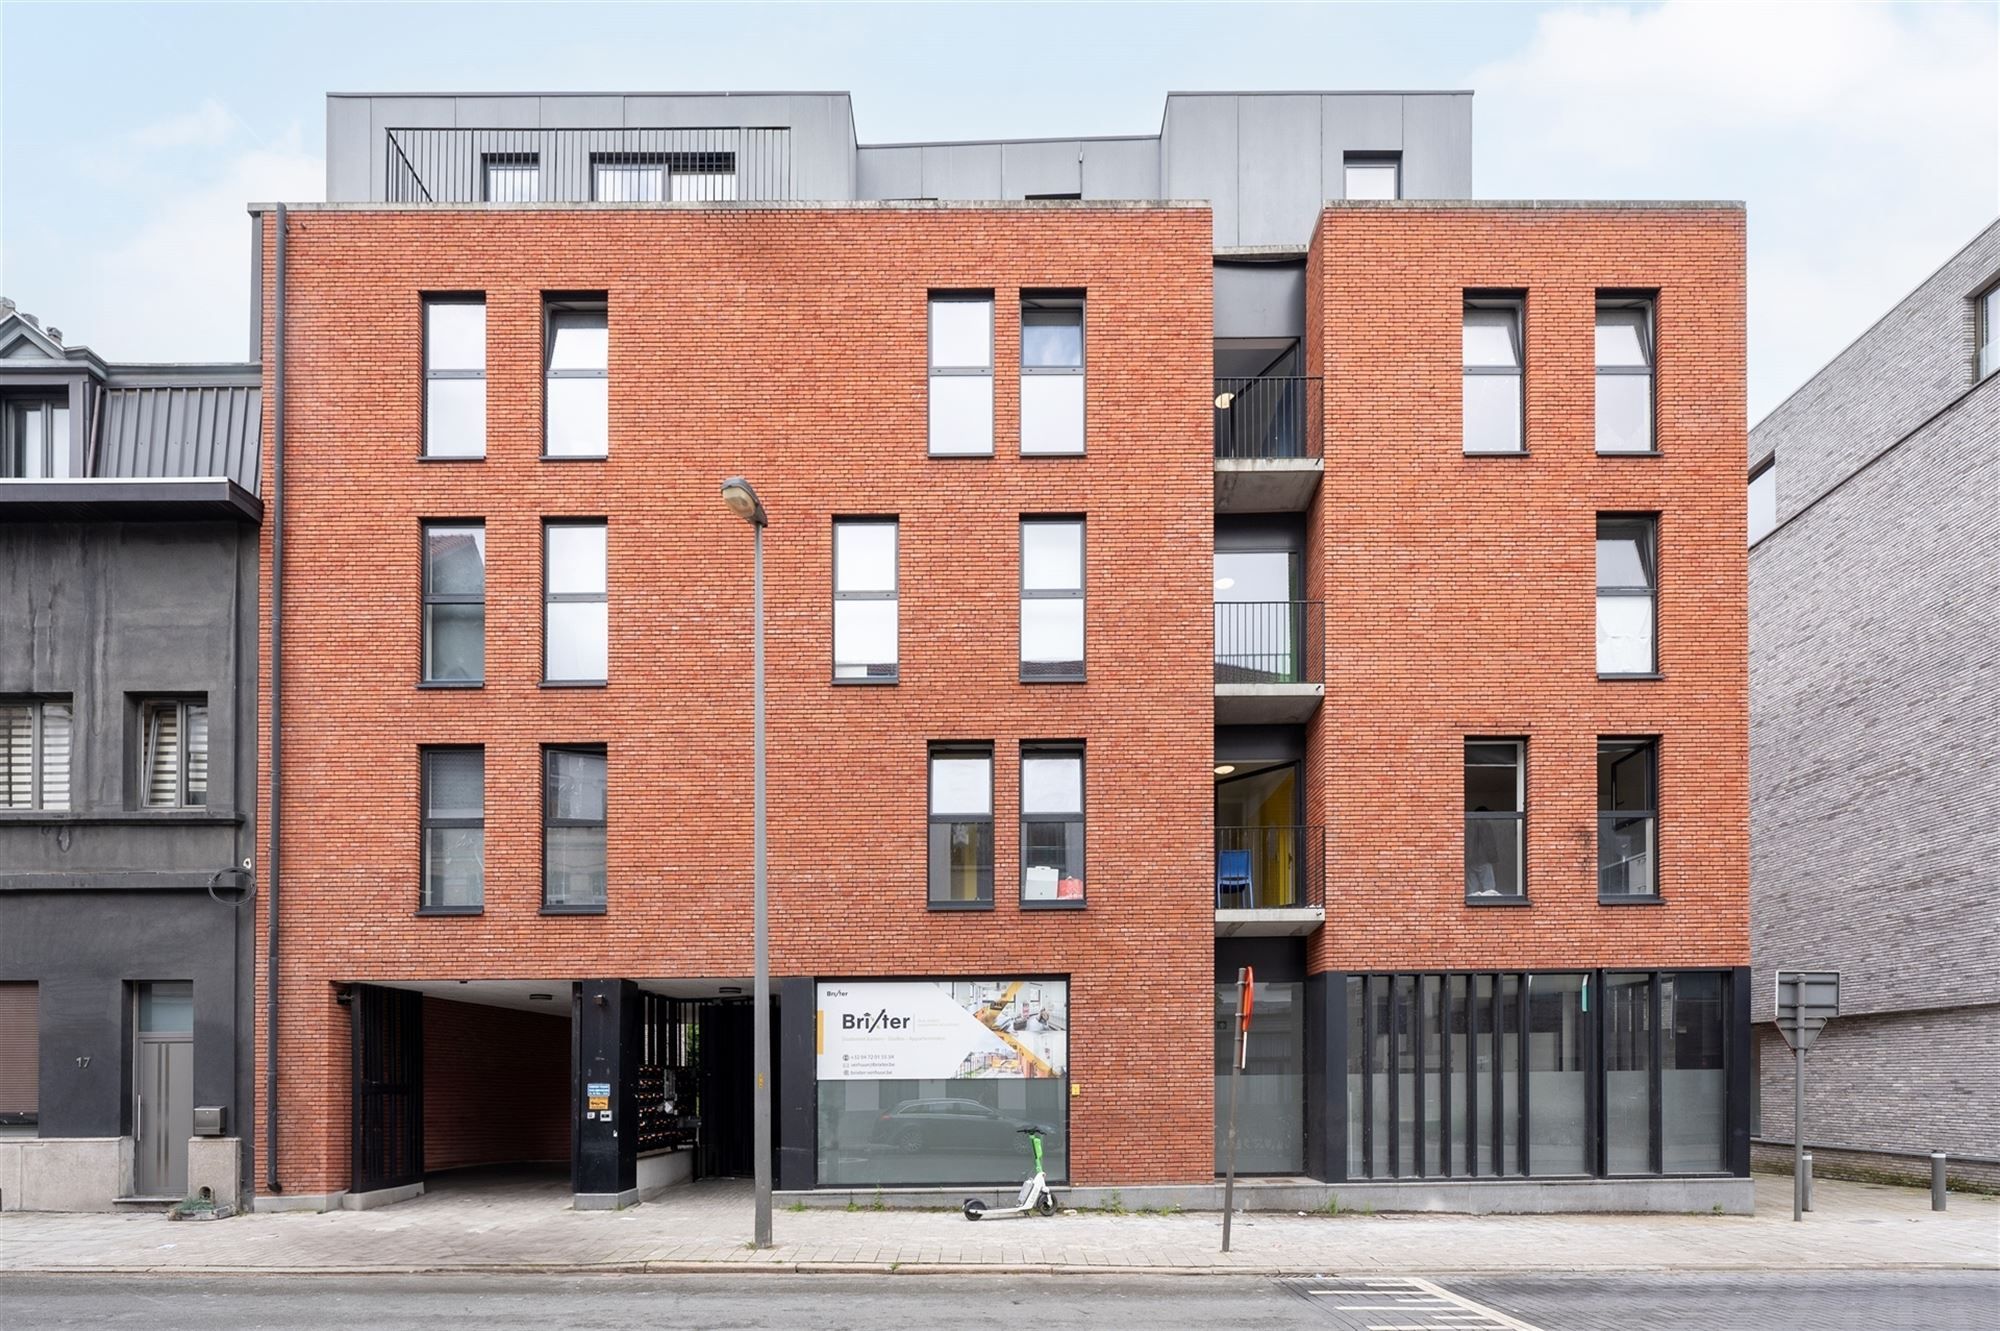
<box><xmin>1213</xmin><ymin>376</ymin><xmax>1322</xmax><ymax>513</ymax></box>
<box><xmin>1214</xmin><ymin>600</ymin><xmax>1324</xmax><ymax>724</ymax></box>
<box><xmin>383</xmin><ymin>127</ymin><xmax>794</xmax><ymax>204</ymax></box>
<box><xmin>1215</xmin><ymin>824</ymin><xmax>1325</xmax><ymax>936</ymax></box>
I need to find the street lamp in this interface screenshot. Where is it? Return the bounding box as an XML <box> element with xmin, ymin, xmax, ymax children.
<box><xmin>720</xmin><ymin>476</ymin><xmax>772</xmax><ymax>1249</ymax></box>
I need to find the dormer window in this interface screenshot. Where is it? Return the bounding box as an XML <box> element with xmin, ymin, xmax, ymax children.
<box><xmin>2</xmin><ymin>398</ymin><xmax>70</xmax><ymax>479</ymax></box>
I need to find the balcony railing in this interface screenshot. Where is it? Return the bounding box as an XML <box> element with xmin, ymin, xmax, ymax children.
<box><xmin>383</xmin><ymin>127</ymin><xmax>794</xmax><ymax>204</ymax></box>
<box><xmin>1214</xmin><ymin>600</ymin><xmax>1324</xmax><ymax>685</ymax></box>
<box><xmin>1213</xmin><ymin>376</ymin><xmax>1322</xmax><ymax>460</ymax></box>
<box><xmin>1216</xmin><ymin>824</ymin><xmax>1325</xmax><ymax>911</ymax></box>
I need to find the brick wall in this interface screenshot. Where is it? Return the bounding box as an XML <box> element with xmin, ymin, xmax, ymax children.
<box><xmin>254</xmin><ymin>204</ymin><xmax>1217</xmax><ymax>1195</ymax></box>
<box><xmin>1305</xmin><ymin>205</ymin><xmax>1750</xmax><ymax>973</ymax></box>
<box><xmin>421</xmin><ymin>996</ymin><xmax>570</xmax><ymax>1172</ymax></box>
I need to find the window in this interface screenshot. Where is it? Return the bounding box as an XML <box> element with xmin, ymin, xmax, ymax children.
<box><xmin>1463</xmin><ymin>298</ymin><xmax>1524</xmax><ymax>454</ymax></box>
<box><xmin>543</xmin><ymin>746</ymin><xmax>607</xmax><ymax>911</ymax></box>
<box><xmin>544</xmin><ymin>521</ymin><xmax>608</xmax><ymax>683</ymax></box>
<box><xmin>1597</xmin><ymin>515</ymin><xmax>1658</xmax><ymax>676</ymax></box>
<box><xmin>929</xmin><ymin>294</ymin><xmax>994</xmax><ymax>456</ymax></box>
<box><xmin>928</xmin><ymin>746</ymin><xmax>993</xmax><ymax>908</ymax></box>
<box><xmin>592</xmin><ymin>155</ymin><xmax>663</xmax><ymax>201</ymax></box>
<box><xmin>1596</xmin><ymin>297</ymin><xmax>1656</xmax><ymax>453</ymax></box>
<box><xmin>0</xmin><ymin>699</ymin><xmax>71</xmax><ymax>811</ymax></box>
<box><xmin>833</xmin><ymin>519</ymin><xmax>898</xmax><ymax>681</ymax></box>
<box><xmin>1465</xmin><ymin>741</ymin><xmax>1524</xmax><ymax>901</ymax></box>
<box><xmin>668</xmin><ymin>151</ymin><xmax>738</xmax><ymax>201</ymax></box>
<box><xmin>0</xmin><ymin>982</ymin><xmax>35</xmax><ymax>1125</ymax></box>
<box><xmin>421</xmin><ymin>747</ymin><xmax>483</xmax><ymax>912</ymax></box>
<box><xmin>1344</xmin><ymin>152</ymin><xmax>1402</xmax><ymax>201</ymax></box>
<box><xmin>545</xmin><ymin>297</ymin><xmax>608</xmax><ymax>458</ymax></box>
<box><xmin>423</xmin><ymin>297</ymin><xmax>486</xmax><ymax>459</ymax></box>
<box><xmin>1020</xmin><ymin>293</ymin><xmax>1084</xmax><ymax>455</ymax></box>
<box><xmin>1020</xmin><ymin>518</ymin><xmax>1084</xmax><ymax>681</ymax></box>
<box><xmin>422</xmin><ymin>522</ymin><xmax>485</xmax><ymax>684</ymax></box>
<box><xmin>1748</xmin><ymin>460</ymin><xmax>1777</xmax><ymax>545</ymax></box>
<box><xmin>139</xmin><ymin>698</ymin><xmax>208</xmax><ymax>808</ymax></box>
<box><xmin>1215</xmin><ymin>979</ymin><xmax>1305</xmax><ymax>1173</ymax></box>
<box><xmin>1020</xmin><ymin>745</ymin><xmax>1084</xmax><ymax>907</ymax></box>
<box><xmin>483</xmin><ymin>154</ymin><xmax>539</xmax><ymax>202</ymax></box>
<box><xmin>1980</xmin><ymin>283</ymin><xmax>2000</xmax><ymax>381</ymax></box>
<box><xmin>1599</xmin><ymin>739</ymin><xmax>1658</xmax><ymax>900</ymax></box>
<box><xmin>3</xmin><ymin>397</ymin><xmax>70</xmax><ymax>478</ymax></box>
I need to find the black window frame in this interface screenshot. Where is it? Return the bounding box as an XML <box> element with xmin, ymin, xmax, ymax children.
<box><xmin>1</xmin><ymin>395</ymin><xmax>72</xmax><ymax>479</ymax></box>
<box><xmin>420</xmin><ymin>293</ymin><xmax>486</xmax><ymax>461</ymax></box>
<box><xmin>418</xmin><ymin>745</ymin><xmax>485</xmax><ymax>916</ymax></box>
<box><xmin>542</xmin><ymin>743</ymin><xmax>608</xmax><ymax>914</ymax></box>
<box><xmin>542</xmin><ymin>518</ymin><xmax>609</xmax><ymax>687</ymax></box>
<box><xmin>1596</xmin><ymin>513</ymin><xmax>1661</xmax><ymax>679</ymax></box>
<box><xmin>481</xmin><ymin>152</ymin><xmax>540</xmax><ymax>202</ymax></box>
<box><xmin>1019</xmin><ymin>290</ymin><xmax>1086</xmax><ymax>457</ymax></box>
<box><xmin>1462</xmin><ymin>292</ymin><xmax>1526</xmax><ymax>456</ymax></box>
<box><xmin>1978</xmin><ymin>279</ymin><xmax>2000</xmax><ymax>382</ymax></box>
<box><xmin>1595</xmin><ymin>292</ymin><xmax>1659</xmax><ymax>456</ymax></box>
<box><xmin>1019</xmin><ymin>742</ymin><xmax>1085</xmax><ymax>911</ymax></box>
<box><xmin>542</xmin><ymin>293</ymin><xmax>609</xmax><ymax>460</ymax></box>
<box><xmin>927</xmin><ymin>742</ymin><xmax>994</xmax><ymax>911</ymax></box>
<box><xmin>1597</xmin><ymin>737</ymin><xmax>1661</xmax><ymax>904</ymax></box>
<box><xmin>1464</xmin><ymin>738</ymin><xmax>1527</xmax><ymax>905</ymax></box>
<box><xmin>136</xmin><ymin>695</ymin><xmax>209</xmax><ymax>810</ymax></box>
<box><xmin>420</xmin><ymin>520</ymin><xmax>486</xmax><ymax>687</ymax></box>
<box><xmin>1019</xmin><ymin>515</ymin><xmax>1086</xmax><ymax>683</ymax></box>
<box><xmin>1748</xmin><ymin>457</ymin><xmax>1777</xmax><ymax>546</ymax></box>
<box><xmin>831</xmin><ymin>516</ymin><xmax>899</xmax><ymax>684</ymax></box>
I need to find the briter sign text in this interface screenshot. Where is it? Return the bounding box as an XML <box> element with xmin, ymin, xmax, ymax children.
<box><xmin>816</xmin><ymin>979</ymin><xmax>1068</xmax><ymax>1081</ymax></box>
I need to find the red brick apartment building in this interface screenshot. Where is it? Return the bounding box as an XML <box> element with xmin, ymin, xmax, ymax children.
<box><xmin>247</xmin><ymin>92</ymin><xmax>1749</xmax><ymax>1213</ymax></box>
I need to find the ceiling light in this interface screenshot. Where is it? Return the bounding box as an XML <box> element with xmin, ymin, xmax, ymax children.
<box><xmin>719</xmin><ymin>985</ymin><xmax>743</xmax><ymax>995</ymax></box>
<box><xmin>529</xmin><ymin>993</ymin><xmax>554</xmax><ymax>1002</ymax></box>
<box><xmin>1213</xmin><ymin>577</ymin><xmax>1234</xmax><ymax>592</ymax></box>
<box><xmin>1214</xmin><ymin>764</ymin><xmax>1236</xmax><ymax>776</ymax></box>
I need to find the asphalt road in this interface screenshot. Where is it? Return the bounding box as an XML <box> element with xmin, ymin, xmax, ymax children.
<box><xmin>1</xmin><ymin>1270</ymin><xmax>1994</xmax><ymax>1330</ymax></box>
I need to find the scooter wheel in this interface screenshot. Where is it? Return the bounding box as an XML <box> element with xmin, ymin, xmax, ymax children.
<box><xmin>963</xmin><ymin>1199</ymin><xmax>986</xmax><ymax>1221</ymax></box>
<box><xmin>1037</xmin><ymin>1191</ymin><xmax>1056</xmax><ymax>1217</ymax></box>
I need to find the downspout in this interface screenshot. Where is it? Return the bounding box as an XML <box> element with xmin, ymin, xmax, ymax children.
<box><xmin>264</xmin><ymin>203</ymin><xmax>287</xmax><ymax>1194</ymax></box>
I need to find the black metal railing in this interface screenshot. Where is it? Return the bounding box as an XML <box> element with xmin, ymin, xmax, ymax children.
<box><xmin>1214</xmin><ymin>600</ymin><xmax>1324</xmax><ymax>684</ymax></box>
<box><xmin>1215</xmin><ymin>824</ymin><xmax>1326</xmax><ymax>911</ymax></box>
<box><xmin>383</xmin><ymin>127</ymin><xmax>793</xmax><ymax>203</ymax></box>
<box><xmin>1213</xmin><ymin>376</ymin><xmax>1322</xmax><ymax>460</ymax></box>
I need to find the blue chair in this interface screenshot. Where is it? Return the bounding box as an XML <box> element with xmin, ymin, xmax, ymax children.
<box><xmin>1216</xmin><ymin>849</ymin><xmax>1252</xmax><ymax>907</ymax></box>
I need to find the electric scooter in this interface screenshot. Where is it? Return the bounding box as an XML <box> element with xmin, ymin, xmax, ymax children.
<box><xmin>963</xmin><ymin>1125</ymin><xmax>1058</xmax><ymax>1220</ymax></box>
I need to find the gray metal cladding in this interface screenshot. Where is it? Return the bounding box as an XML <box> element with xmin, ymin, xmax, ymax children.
<box><xmin>97</xmin><ymin>383</ymin><xmax>262</xmax><ymax>492</ymax></box>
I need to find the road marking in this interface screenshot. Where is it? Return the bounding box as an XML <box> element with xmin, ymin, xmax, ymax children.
<box><xmin>1287</xmin><ymin>1276</ymin><xmax>1543</xmax><ymax>1331</ymax></box>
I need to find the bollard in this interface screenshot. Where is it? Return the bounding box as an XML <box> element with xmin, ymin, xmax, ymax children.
<box><xmin>1801</xmin><ymin>1151</ymin><xmax>1813</xmax><ymax>1212</ymax></box>
<box><xmin>1931</xmin><ymin>1152</ymin><xmax>1948</xmax><ymax>1211</ymax></box>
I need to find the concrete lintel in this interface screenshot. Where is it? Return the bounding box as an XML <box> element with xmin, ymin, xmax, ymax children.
<box><xmin>1213</xmin><ymin>458</ymin><xmax>1322</xmax><ymax>513</ymax></box>
<box><xmin>1214</xmin><ymin>683</ymin><xmax>1324</xmax><ymax>725</ymax></box>
<box><xmin>573</xmin><ymin>1187</ymin><xmax>642</xmax><ymax>1211</ymax></box>
<box><xmin>1215</xmin><ymin>907</ymin><xmax>1325</xmax><ymax>937</ymax></box>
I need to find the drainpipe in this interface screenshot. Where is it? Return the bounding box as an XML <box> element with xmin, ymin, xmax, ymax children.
<box><xmin>264</xmin><ymin>202</ymin><xmax>287</xmax><ymax>1194</ymax></box>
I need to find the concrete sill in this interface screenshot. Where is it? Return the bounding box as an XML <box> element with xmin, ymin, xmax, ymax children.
<box><xmin>1466</xmin><ymin>895</ymin><xmax>1531</xmax><ymax>907</ymax></box>
<box><xmin>1599</xmin><ymin>672</ymin><xmax>1665</xmax><ymax>682</ymax></box>
<box><xmin>415</xmin><ymin>907</ymin><xmax>484</xmax><ymax>918</ymax></box>
<box><xmin>416</xmin><ymin>681</ymin><xmax>483</xmax><ymax>690</ymax></box>
<box><xmin>1599</xmin><ymin>895</ymin><xmax>1666</xmax><ymax>906</ymax></box>
<box><xmin>540</xmin><ymin>906</ymin><xmax>607</xmax><ymax>916</ymax></box>
<box><xmin>0</xmin><ymin>810</ymin><xmax>244</xmax><ymax>826</ymax></box>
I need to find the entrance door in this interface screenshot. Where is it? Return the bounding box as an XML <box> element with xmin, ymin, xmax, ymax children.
<box><xmin>696</xmin><ymin>1000</ymin><xmax>754</xmax><ymax>1179</ymax></box>
<box><xmin>134</xmin><ymin>982</ymin><xmax>194</xmax><ymax>1197</ymax></box>
<box><xmin>351</xmin><ymin>985</ymin><xmax>424</xmax><ymax>1193</ymax></box>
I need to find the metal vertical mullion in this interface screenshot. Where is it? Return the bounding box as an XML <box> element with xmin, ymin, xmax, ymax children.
<box><xmin>1649</xmin><ymin>971</ymin><xmax>1665</xmax><ymax>1175</ymax></box>
<box><xmin>1517</xmin><ymin>975</ymin><xmax>1531</xmax><ymax>1178</ymax></box>
<box><xmin>1414</xmin><ymin>976</ymin><xmax>1427</xmax><ymax>1177</ymax></box>
<box><xmin>1360</xmin><ymin>975</ymin><xmax>1375</xmax><ymax>1178</ymax></box>
<box><xmin>1490</xmin><ymin>977</ymin><xmax>1503</xmax><ymax>1174</ymax></box>
<box><xmin>1388</xmin><ymin>976</ymin><xmax>1402</xmax><ymax>1178</ymax></box>
<box><xmin>1441</xmin><ymin>976</ymin><xmax>1454</xmax><ymax>1176</ymax></box>
<box><xmin>1464</xmin><ymin>976</ymin><xmax>1478</xmax><ymax>1177</ymax></box>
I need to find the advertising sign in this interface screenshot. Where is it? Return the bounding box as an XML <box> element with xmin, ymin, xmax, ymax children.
<box><xmin>816</xmin><ymin>979</ymin><xmax>1067</xmax><ymax>1081</ymax></box>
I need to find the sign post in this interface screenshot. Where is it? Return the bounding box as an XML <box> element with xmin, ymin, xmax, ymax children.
<box><xmin>1221</xmin><ymin>966</ymin><xmax>1253</xmax><ymax>1253</ymax></box>
<box><xmin>1775</xmin><ymin>970</ymin><xmax>1839</xmax><ymax>1223</ymax></box>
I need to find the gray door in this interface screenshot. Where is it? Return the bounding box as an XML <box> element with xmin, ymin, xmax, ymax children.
<box><xmin>135</xmin><ymin>982</ymin><xmax>194</xmax><ymax>1197</ymax></box>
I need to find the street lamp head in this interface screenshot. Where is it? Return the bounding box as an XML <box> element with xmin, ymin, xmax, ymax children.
<box><xmin>720</xmin><ymin>476</ymin><xmax>768</xmax><ymax>527</ymax></box>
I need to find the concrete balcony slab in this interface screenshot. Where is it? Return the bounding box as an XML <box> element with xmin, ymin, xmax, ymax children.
<box><xmin>1213</xmin><ymin>458</ymin><xmax>1322</xmax><ymax>513</ymax></box>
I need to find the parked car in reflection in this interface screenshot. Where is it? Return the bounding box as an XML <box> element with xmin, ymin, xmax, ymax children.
<box><xmin>871</xmin><ymin>1098</ymin><xmax>1032</xmax><ymax>1155</ymax></box>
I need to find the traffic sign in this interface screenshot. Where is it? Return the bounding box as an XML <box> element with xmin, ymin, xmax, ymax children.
<box><xmin>1775</xmin><ymin>970</ymin><xmax>1839</xmax><ymax>1053</ymax></box>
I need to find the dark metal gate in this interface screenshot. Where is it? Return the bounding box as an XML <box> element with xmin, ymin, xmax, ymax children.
<box><xmin>351</xmin><ymin>985</ymin><xmax>423</xmax><ymax>1193</ymax></box>
<box><xmin>696</xmin><ymin>999</ymin><xmax>754</xmax><ymax>1179</ymax></box>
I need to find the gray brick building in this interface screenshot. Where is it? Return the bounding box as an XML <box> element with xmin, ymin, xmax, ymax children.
<box><xmin>1747</xmin><ymin>218</ymin><xmax>1999</xmax><ymax>1190</ymax></box>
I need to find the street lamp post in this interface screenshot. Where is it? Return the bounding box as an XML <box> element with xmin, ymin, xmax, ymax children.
<box><xmin>720</xmin><ymin>476</ymin><xmax>773</xmax><ymax>1250</ymax></box>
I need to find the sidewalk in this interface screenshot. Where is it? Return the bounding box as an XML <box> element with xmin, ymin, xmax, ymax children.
<box><xmin>2</xmin><ymin>1174</ymin><xmax>1994</xmax><ymax>1277</ymax></box>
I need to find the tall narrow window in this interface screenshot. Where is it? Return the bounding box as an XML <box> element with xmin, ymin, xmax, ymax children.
<box><xmin>1979</xmin><ymin>283</ymin><xmax>2000</xmax><ymax>381</ymax></box>
<box><xmin>421</xmin><ymin>747</ymin><xmax>484</xmax><ymax>912</ymax></box>
<box><xmin>1020</xmin><ymin>294</ymin><xmax>1084</xmax><ymax>455</ymax></box>
<box><xmin>545</xmin><ymin>297</ymin><xmax>608</xmax><ymax>458</ymax></box>
<box><xmin>423</xmin><ymin>296</ymin><xmax>486</xmax><ymax>459</ymax></box>
<box><xmin>1596</xmin><ymin>297</ymin><xmax>1656</xmax><ymax>453</ymax></box>
<box><xmin>1748</xmin><ymin>459</ymin><xmax>1777</xmax><ymax>545</ymax></box>
<box><xmin>544</xmin><ymin>746</ymin><xmax>607</xmax><ymax>911</ymax></box>
<box><xmin>422</xmin><ymin>522</ymin><xmax>485</xmax><ymax>684</ymax></box>
<box><xmin>1463</xmin><ymin>299</ymin><xmax>1524</xmax><ymax>454</ymax></box>
<box><xmin>1464</xmin><ymin>740</ymin><xmax>1524</xmax><ymax>901</ymax></box>
<box><xmin>3</xmin><ymin>398</ymin><xmax>70</xmax><ymax>478</ymax></box>
<box><xmin>833</xmin><ymin>519</ymin><xmax>898</xmax><ymax>681</ymax></box>
<box><xmin>1597</xmin><ymin>515</ymin><xmax>1658</xmax><ymax>676</ymax></box>
<box><xmin>1599</xmin><ymin>739</ymin><xmax>1659</xmax><ymax>900</ymax></box>
<box><xmin>140</xmin><ymin>698</ymin><xmax>208</xmax><ymax>808</ymax></box>
<box><xmin>544</xmin><ymin>521</ymin><xmax>608</xmax><ymax>683</ymax></box>
<box><xmin>483</xmin><ymin>154</ymin><xmax>539</xmax><ymax>202</ymax></box>
<box><xmin>0</xmin><ymin>699</ymin><xmax>71</xmax><ymax>811</ymax></box>
<box><xmin>928</xmin><ymin>746</ymin><xmax>993</xmax><ymax>908</ymax></box>
<box><xmin>0</xmin><ymin>982</ymin><xmax>37</xmax><ymax>1126</ymax></box>
<box><xmin>592</xmin><ymin>155</ymin><xmax>663</xmax><ymax>201</ymax></box>
<box><xmin>1344</xmin><ymin>152</ymin><xmax>1401</xmax><ymax>200</ymax></box>
<box><xmin>929</xmin><ymin>293</ymin><xmax>994</xmax><ymax>456</ymax></box>
<box><xmin>1021</xmin><ymin>745</ymin><xmax>1085</xmax><ymax>907</ymax></box>
<box><xmin>1020</xmin><ymin>518</ymin><xmax>1084</xmax><ymax>681</ymax></box>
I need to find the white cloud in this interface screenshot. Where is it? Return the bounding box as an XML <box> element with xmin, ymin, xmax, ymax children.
<box><xmin>1472</xmin><ymin>1</ymin><xmax>1999</xmax><ymax>421</ymax></box>
<box><xmin>129</xmin><ymin>98</ymin><xmax>241</xmax><ymax>150</ymax></box>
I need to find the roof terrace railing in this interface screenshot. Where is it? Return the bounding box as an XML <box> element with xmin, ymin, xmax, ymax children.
<box><xmin>384</xmin><ymin>127</ymin><xmax>793</xmax><ymax>204</ymax></box>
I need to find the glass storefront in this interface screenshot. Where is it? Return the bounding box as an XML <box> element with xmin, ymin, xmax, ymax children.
<box><xmin>818</xmin><ymin>1077</ymin><xmax>1068</xmax><ymax>1186</ymax></box>
<box><xmin>1214</xmin><ymin>979</ymin><xmax>1304</xmax><ymax>1174</ymax></box>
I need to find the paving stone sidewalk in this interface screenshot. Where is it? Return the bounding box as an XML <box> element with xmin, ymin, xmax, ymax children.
<box><xmin>2</xmin><ymin>1174</ymin><xmax>1993</xmax><ymax>1277</ymax></box>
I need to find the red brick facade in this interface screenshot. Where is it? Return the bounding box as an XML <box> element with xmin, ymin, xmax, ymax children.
<box><xmin>255</xmin><ymin>205</ymin><xmax>1217</xmax><ymax>1196</ymax></box>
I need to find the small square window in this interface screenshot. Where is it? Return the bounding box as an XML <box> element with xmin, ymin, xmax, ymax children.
<box><xmin>483</xmin><ymin>154</ymin><xmax>539</xmax><ymax>202</ymax></box>
<box><xmin>1344</xmin><ymin>153</ymin><xmax>1401</xmax><ymax>201</ymax></box>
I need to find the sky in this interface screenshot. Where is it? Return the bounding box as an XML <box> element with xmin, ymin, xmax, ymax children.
<box><xmin>1</xmin><ymin>1</ymin><xmax>1995</xmax><ymax>422</ymax></box>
